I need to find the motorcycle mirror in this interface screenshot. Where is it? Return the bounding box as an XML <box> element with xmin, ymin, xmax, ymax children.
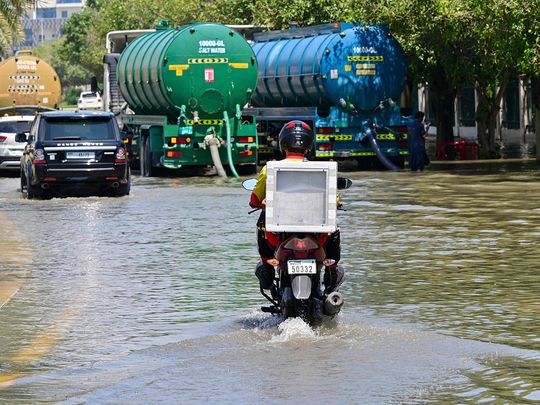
<box><xmin>337</xmin><ymin>177</ymin><xmax>352</xmax><ymax>190</ymax></box>
<box><xmin>242</xmin><ymin>178</ymin><xmax>257</xmax><ymax>191</ymax></box>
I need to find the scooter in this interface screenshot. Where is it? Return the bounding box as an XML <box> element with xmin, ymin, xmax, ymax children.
<box><xmin>243</xmin><ymin>177</ymin><xmax>351</xmax><ymax>324</ymax></box>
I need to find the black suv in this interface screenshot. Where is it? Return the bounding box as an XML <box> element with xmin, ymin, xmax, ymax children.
<box><xmin>19</xmin><ymin>111</ymin><xmax>130</xmax><ymax>198</ymax></box>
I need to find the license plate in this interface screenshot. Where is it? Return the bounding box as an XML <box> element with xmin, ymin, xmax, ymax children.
<box><xmin>66</xmin><ymin>151</ymin><xmax>95</xmax><ymax>159</ymax></box>
<box><xmin>287</xmin><ymin>259</ymin><xmax>316</xmax><ymax>275</ymax></box>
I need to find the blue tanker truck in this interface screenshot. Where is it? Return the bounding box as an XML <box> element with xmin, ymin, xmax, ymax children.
<box><xmin>245</xmin><ymin>22</ymin><xmax>410</xmax><ymax>169</ymax></box>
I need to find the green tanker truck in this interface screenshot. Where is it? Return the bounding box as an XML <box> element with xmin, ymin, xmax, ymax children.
<box><xmin>108</xmin><ymin>21</ymin><xmax>258</xmax><ymax>176</ymax></box>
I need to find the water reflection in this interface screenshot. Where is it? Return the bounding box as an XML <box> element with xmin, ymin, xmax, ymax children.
<box><xmin>0</xmin><ymin>162</ymin><xmax>539</xmax><ymax>402</ymax></box>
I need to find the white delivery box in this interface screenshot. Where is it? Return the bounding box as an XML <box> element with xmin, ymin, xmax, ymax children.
<box><xmin>265</xmin><ymin>160</ymin><xmax>337</xmax><ymax>233</ymax></box>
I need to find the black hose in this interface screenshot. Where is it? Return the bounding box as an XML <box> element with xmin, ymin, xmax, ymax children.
<box><xmin>368</xmin><ymin>132</ymin><xmax>401</xmax><ymax>171</ymax></box>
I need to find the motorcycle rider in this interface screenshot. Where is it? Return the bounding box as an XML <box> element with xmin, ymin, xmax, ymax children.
<box><xmin>249</xmin><ymin>120</ymin><xmax>344</xmax><ymax>298</ymax></box>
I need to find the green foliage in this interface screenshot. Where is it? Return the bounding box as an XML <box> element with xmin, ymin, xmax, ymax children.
<box><xmin>58</xmin><ymin>7</ymin><xmax>103</xmax><ymax>83</ymax></box>
<box><xmin>0</xmin><ymin>0</ymin><xmax>32</xmax><ymax>55</ymax></box>
<box><xmin>63</xmin><ymin>86</ymin><xmax>84</xmax><ymax>105</ymax></box>
<box><xmin>0</xmin><ymin>0</ymin><xmax>33</xmax><ymax>28</ymax></box>
<box><xmin>46</xmin><ymin>0</ymin><xmax>540</xmax><ymax>157</ymax></box>
<box><xmin>33</xmin><ymin>39</ymin><xmax>93</xmax><ymax>88</ymax></box>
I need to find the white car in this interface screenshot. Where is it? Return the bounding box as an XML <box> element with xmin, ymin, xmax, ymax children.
<box><xmin>77</xmin><ymin>91</ymin><xmax>102</xmax><ymax>110</ymax></box>
<box><xmin>0</xmin><ymin>115</ymin><xmax>35</xmax><ymax>171</ymax></box>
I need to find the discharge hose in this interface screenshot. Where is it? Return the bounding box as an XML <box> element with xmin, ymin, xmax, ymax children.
<box><xmin>367</xmin><ymin>131</ymin><xmax>401</xmax><ymax>171</ymax></box>
<box><xmin>204</xmin><ymin>134</ymin><xmax>227</xmax><ymax>178</ymax></box>
<box><xmin>223</xmin><ymin>111</ymin><xmax>239</xmax><ymax>178</ymax></box>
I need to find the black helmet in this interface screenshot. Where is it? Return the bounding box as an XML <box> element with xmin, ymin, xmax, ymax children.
<box><xmin>278</xmin><ymin>120</ymin><xmax>314</xmax><ymax>154</ymax></box>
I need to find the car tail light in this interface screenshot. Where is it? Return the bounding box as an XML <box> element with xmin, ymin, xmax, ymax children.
<box><xmin>0</xmin><ymin>136</ymin><xmax>7</xmax><ymax>142</ymax></box>
<box><xmin>283</xmin><ymin>237</ymin><xmax>319</xmax><ymax>251</ymax></box>
<box><xmin>115</xmin><ymin>147</ymin><xmax>126</xmax><ymax>163</ymax></box>
<box><xmin>170</xmin><ymin>137</ymin><xmax>191</xmax><ymax>145</ymax></box>
<box><xmin>166</xmin><ymin>151</ymin><xmax>183</xmax><ymax>158</ymax></box>
<box><xmin>318</xmin><ymin>143</ymin><xmax>333</xmax><ymax>151</ymax></box>
<box><xmin>34</xmin><ymin>149</ymin><xmax>46</xmax><ymax>164</ymax></box>
<box><xmin>238</xmin><ymin>136</ymin><xmax>254</xmax><ymax>143</ymax></box>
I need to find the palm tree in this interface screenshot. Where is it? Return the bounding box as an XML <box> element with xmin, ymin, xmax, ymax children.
<box><xmin>1</xmin><ymin>0</ymin><xmax>33</xmax><ymax>27</ymax></box>
<box><xmin>0</xmin><ymin>0</ymin><xmax>34</xmax><ymax>55</ymax></box>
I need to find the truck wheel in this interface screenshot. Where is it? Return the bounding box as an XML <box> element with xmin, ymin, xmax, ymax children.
<box><xmin>141</xmin><ymin>136</ymin><xmax>153</xmax><ymax>177</ymax></box>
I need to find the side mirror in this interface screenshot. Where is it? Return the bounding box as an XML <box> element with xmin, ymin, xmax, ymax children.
<box><xmin>337</xmin><ymin>177</ymin><xmax>352</xmax><ymax>190</ymax></box>
<box><xmin>242</xmin><ymin>178</ymin><xmax>257</xmax><ymax>191</ymax></box>
<box><xmin>15</xmin><ymin>132</ymin><xmax>28</xmax><ymax>143</ymax></box>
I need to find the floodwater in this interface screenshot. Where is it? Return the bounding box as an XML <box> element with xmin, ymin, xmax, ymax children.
<box><xmin>0</xmin><ymin>161</ymin><xmax>539</xmax><ymax>404</ymax></box>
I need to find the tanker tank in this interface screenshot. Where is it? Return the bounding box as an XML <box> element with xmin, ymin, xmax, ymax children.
<box><xmin>0</xmin><ymin>52</ymin><xmax>61</xmax><ymax>110</ymax></box>
<box><xmin>251</xmin><ymin>23</ymin><xmax>407</xmax><ymax>114</ymax></box>
<box><xmin>117</xmin><ymin>21</ymin><xmax>258</xmax><ymax>123</ymax></box>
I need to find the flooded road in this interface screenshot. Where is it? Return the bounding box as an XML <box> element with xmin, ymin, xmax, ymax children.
<box><xmin>0</xmin><ymin>162</ymin><xmax>539</xmax><ymax>403</ymax></box>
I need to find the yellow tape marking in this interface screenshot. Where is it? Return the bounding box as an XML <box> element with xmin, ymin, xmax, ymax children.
<box><xmin>316</xmin><ymin>135</ymin><xmax>353</xmax><ymax>141</ymax></box>
<box><xmin>169</xmin><ymin>64</ymin><xmax>189</xmax><ymax>76</ymax></box>
<box><xmin>347</xmin><ymin>55</ymin><xmax>384</xmax><ymax>62</ymax></box>
<box><xmin>188</xmin><ymin>58</ymin><xmax>228</xmax><ymax>64</ymax></box>
<box><xmin>376</xmin><ymin>134</ymin><xmax>396</xmax><ymax>140</ymax></box>
<box><xmin>185</xmin><ymin>119</ymin><xmax>224</xmax><ymax>125</ymax></box>
<box><xmin>356</xmin><ymin>70</ymin><xmax>376</xmax><ymax>75</ymax></box>
<box><xmin>229</xmin><ymin>63</ymin><xmax>249</xmax><ymax>69</ymax></box>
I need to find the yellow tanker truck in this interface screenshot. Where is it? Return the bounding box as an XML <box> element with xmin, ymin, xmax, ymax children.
<box><xmin>0</xmin><ymin>51</ymin><xmax>61</xmax><ymax>112</ymax></box>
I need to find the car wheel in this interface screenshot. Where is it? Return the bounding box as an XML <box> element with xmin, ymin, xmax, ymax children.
<box><xmin>26</xmin><ymin>177</ymin><xmax>42</xmax><ymax>199</ymax></box>
<box><xmin>25</xmin><ymin>165</ymin><xmax>42</xmax><ymax>199</ymax></box>
<box><xmin>20</xmin><ymin>167</ymin><xmax>27</xmax><ymax>194</ymax></box>
<box><xmin>112</xmin><ymin>183</ymin><xmax>130</xmax><ymax>197</ymax></box>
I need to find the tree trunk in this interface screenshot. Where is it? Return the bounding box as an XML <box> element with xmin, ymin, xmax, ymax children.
<box><xmin>475</xmin><ymin>71</ymin><xmax>510</xmax><ymax>158</ymax></box>
<box><xmin>430</xmin><ymin>71</ymin><xmax>457</xmax><ymax>151</ymax></box>
<box><xmin>531</xmin><ymin>76</ymin><xmax>540</xmax><ymax>161</ymax></box>
<box><xmin>486</xmin><ymin>72</ymin><xmax>510</xmax><ymax>157</ymax></box>
<box><xmin>475</xmin><ymin>89</ymin><xmax>489</xmax><ymax>152</ymax></box>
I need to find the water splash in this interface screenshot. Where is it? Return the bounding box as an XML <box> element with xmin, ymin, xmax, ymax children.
<box><xmin>270</xmin><ymin>318</ymin><xmax>318</xmax><ymax>343</ymax></box>
<box><xmin>239</xmin><ymin>310</ymin><xmax>283</xmax><ymax>330</ymax></box>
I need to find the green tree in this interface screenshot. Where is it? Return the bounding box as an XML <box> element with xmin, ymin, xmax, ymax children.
<box><xmin>0</xmin><ymin>0</ymin><xmax>34</xmax><ymax>55</ymax></box>
<box><xmin>349</xmin><ymin>0</ymin><xmax>476</xmax><ymax>151</ymax></box>
<box><xmin>33</xmin><ymin>39</ymin><xmax>91</xmax><ymax>88</ymax></box>
<box><xmin>0</xmin><ymin>0</ymin><xmax>31</xmax><ymax>27</ymax></box>
<box><xmin>57</xmin><ymin>7</ymin><xmax>101</xmax><ymax>84</ymax></box>
<box><xmin>468</xmin><ymin>0</ymin><xmax>536</xmax><ymax>156</ymax></box>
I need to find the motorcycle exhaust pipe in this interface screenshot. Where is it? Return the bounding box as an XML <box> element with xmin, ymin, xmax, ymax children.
<box><xmin>111</xmin><ymin>181</ymin><xmax>120</xmax><ymax>188</ymax></box>
<box><xmin>324</xmin><ymin>291</ymin><xmax>344</xmax><ymax>316</ymax></box>
<box><xmin>41</xmin><ymin>183</ymin><xmax>49</xmax><ymax>189</ymax></box>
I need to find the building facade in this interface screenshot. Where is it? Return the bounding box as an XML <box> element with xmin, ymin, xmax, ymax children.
<box><xmin>417</xmin><ymin>77</ymin><xmax>536</xmax><ymax>158</ymax></box>
<box><xmin>17</xmin><ymin>0</ymin><xmax>85</xmax><ymax>50</ymax></box>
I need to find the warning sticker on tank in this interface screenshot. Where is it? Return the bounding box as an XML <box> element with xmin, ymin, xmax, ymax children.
<box><xmin>204</xmin><ymin>68</ymin><xmax>214</xmax><ymax>82</ymax></box>
<box><xmin>185</xmin><ymin>119</ymin><xmax>224</xmax><ymax>125</ymax></box>
<box><xmin>188</xmin><ymin>58</ymin><xmax>228</xmax><ymax>64</ymax></box>
<box><xmin>356</xmin><ymin>70</ymin><xmax>376</xmax><ymax>75</ymax></box>
<box><xmin>347</xmin><ymin>56</ymin><xmax>384</xmax><ymax>62</ymax></box>
<box><xmin>356</xmin><ymin>63</ymin><xmax>376</xmax><ymax>69</ymax></box>
<box><xmin>330</xmin><ymin>69</ymin><xmax>338</xmax><ymax>79</ymax></box>
<box><xmin>169</xmin><ymin>65</ymin><xmax>189</xmax><ymax>76</ymax></box>
<box><xmin>316</xmin><ymin>135</ymin><xmax>353</xmax><ymax>141</ymax></box>
<box><xmin>229</xmin><ymin>63</ymin><xmax>249</xmax><ymax>69</ymax></box>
